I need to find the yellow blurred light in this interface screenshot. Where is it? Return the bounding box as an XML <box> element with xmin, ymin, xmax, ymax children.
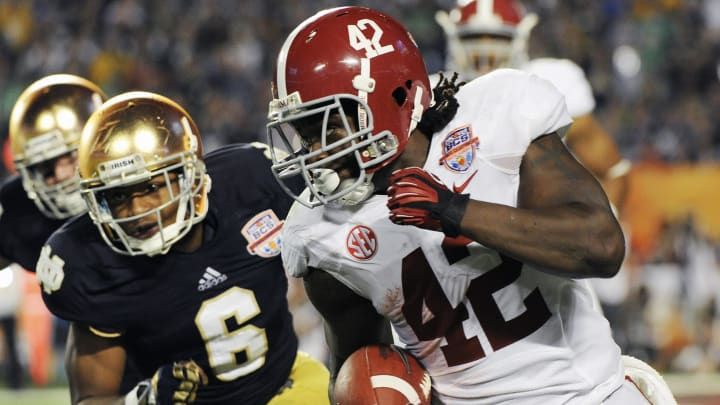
<box><xmin>110</xmin><ymin>136</ymin><xmax>131</xmax><ymax>154</ymax></box>
<box><xmin>135</xmin><ymin>128</ymin><xmax>158</xmax><ymax>152</ymax></box>
<box><xmin>56</xmin><ymin>106</ymin><xmax>79</xmax><ymax>130</ymax></box>
<box><xmin>36</xmin><ymin>111</ymin><xmax>56</xmax><ymax>132</ymax></box>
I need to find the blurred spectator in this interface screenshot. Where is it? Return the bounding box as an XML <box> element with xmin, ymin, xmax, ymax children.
<box><xmin>0</xmin><ymin>0</ymin><xmax>716</xmax><ymax>167</ymax></box>
<box><xmin>0</xmin><ymin>264</ymin><xmax>22</xmax><ymax>389</ymax></box>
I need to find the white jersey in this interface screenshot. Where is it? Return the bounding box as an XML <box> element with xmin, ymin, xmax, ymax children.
<box><xmin>431</xmin><ymin>57</ymin><xmax>595</xmax><ymax>119</ymax></box>
<box><xmin>522</xmin><ymin>58</ymin><xmax>596</xmax><ymax>118</ymax></box>
<box><xmin>282</xmin><ymin>69</ymin><xmax>623</xmax><ymax>404</ymax></box>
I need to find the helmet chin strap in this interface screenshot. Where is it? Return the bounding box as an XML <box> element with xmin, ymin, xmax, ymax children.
<box><xmin>122</xmin><ymin>198</ymin><xmax>189</xmax><ymax>256</ymax></box>
<box><xmin>311</xmin><ymin>168</ymin><xmax>375</xmax><ymax>206</ymax></box>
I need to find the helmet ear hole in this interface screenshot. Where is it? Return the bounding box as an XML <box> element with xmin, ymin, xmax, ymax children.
<box><xmin>391</xmin><ymin>87</ymin><xmax>407</xmax><ymax>106</ymax></box>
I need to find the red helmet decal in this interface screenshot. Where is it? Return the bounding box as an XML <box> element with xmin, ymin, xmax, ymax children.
<box><xmin>458</xmin><ymin>0</ymin><xmax>522</xmax><ymax>26</ymax></box>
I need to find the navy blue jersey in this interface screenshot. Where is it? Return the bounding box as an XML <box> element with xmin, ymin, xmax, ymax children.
<box><xmin>0</xmin><ymin>175</ymin><xmax>66</xmax><ymax>270</ymax></box>
<box><xmin>40</xmin><ymin>143</ymin><xmax>301</xmax><ymax>404</ymax></box>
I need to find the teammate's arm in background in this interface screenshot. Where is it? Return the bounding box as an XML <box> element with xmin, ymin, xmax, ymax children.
<box><xmin>564</xmin><ymin>113</ymin><xmax>630</xmax><ymax>212</ymax></box>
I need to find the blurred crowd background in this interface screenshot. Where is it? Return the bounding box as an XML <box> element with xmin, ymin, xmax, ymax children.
<box><xmin>0</xmin><ymin>0</ymin><xmax>719</xmax><ymax>392</ymax></box>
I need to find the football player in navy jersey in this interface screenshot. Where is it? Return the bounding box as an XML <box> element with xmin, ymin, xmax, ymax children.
<box><xmin>38</xmin><ymin>91</ymin><xmax>330</xmax><ymax>404</ymax></box>
<box><xmin>0</xmin><ymin>74</ymin><xmax>106</xmax><ymax>389</ymax></box>
<box><xmin>1</xmin><ymin>74</ymin><xmax>107</xmax><ymax>271</ymax></box>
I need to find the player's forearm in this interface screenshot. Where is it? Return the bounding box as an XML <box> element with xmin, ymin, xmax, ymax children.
<box><xmin>458</xmin><ymin>199</ymin><xmax>625</xmax><ymax>278</ymax></box>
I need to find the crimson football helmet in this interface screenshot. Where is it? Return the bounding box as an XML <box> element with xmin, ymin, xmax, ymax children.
<box><xmin>9</xmin><ymin>74</ymin><xmax>106</xmax><ymax>219</ymax></box>
<box><xmin>267</xmin><ymin>6</ymin><xmax>431</xmax><ymax>208</ymax></box>
<box><xmin>79</xmin><ymin>91</ymin><xmax>210</xmax><ymax>256</ymax></box>
<box><xmin>436</xmin><ymin>0</ymin><xmax>538</xmax><ymax>78</ymax></box>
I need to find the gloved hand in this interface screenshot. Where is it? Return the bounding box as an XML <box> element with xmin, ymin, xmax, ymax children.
<box><xmin>387</xmin><ymin>167</ymin><xmax>469</xmax><ymax>237</ymax></box>
<box><xmin>127</xmin><ymin>360</ymin><xmax>208</xmax><ymax>405</ymax></box>
<box><xmin>416</xmin><ymin>71</ymin><xmax>464</xmax><ymax>137</ymax></box>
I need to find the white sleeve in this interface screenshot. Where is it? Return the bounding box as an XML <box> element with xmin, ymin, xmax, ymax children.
<box><xmin>281</xmin><ymin>207</ymin><xmax>309</xmax><ymax>278</ymax></box>
<box><xmin>449</xmin><ymin>69</ymin><xmax>573</xmax><ymax>170</ymax></box>
<box><xmin>523</xmin><ymin>58</ymin><xmax>596</xmax><ymax>117</ymax></box>
<box><xmin>516</xmin><ymin>71</ymin><xmax>573</xmax><ymax>141</ymax></box>
<box><xmin>281</xmin><ymin>238</ymin><xmax>308</xmax><ymax>278</ymax></box>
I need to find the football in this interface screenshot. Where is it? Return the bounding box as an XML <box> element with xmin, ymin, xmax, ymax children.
<box><xmin>333</xmin><ymin>345</ymin><xmax>432</xmax><ymax>405</ymax></box>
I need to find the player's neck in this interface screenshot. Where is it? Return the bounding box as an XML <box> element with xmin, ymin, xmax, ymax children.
<box><xmin>372</xmin><ymin>129</ymin><xmax>431</xmax><ymax>195</ymax></box>
<box><xmin>395</xmin><ymin>128</ymin><xmax>430</xmax><ymax>169</ymax></box>
<box><xmin>172</xmin><ymin>223</ymin><xmax>204</xmax><ymax>253</ymax></box>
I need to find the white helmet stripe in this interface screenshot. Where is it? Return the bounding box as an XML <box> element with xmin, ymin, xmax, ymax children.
<box><xmin>357</xmin><ymin>57</ymin><xmax>371</xmax><ymax>130</ymax></box>
<box><xmin>409</xmin><ymin>86</ymin><xmax>424</xmax><ymax>136</ymax></box>
<box><xmin>479</xmin><ymin>0</ymin><xmax>493</xmax><ymax>19</ymax></box>
<box><xmin>276</xmin><ymin>7</ymin><xmax>343</xmax><ymax>98</ymax></box>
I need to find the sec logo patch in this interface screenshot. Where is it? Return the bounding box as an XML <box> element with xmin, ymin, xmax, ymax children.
<box><xmin>346</xmin><ymin>225</ymin><xmax>378</xmax><ymax>261</ymax></box>
<box><xmin>438</xmin><ymin>125</ymin><xmax>479</xmax><ymax>173</ymax></box>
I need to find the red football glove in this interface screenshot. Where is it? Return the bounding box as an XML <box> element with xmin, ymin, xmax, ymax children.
<box><xmin>387</xmin><ymin>167</ymin><xmax>469</xmax><ymax>237</ymax></box>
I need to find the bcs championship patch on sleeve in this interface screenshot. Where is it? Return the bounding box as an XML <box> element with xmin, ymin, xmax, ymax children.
<box><xmin>438</xmin><ymin>125</ymin><xmax>479</xmax><ymax>173</ymax></box>
<box><xmin>242</xmin><ymin>209</ymin><xmax>284</xmax><ymax>257</ymax></box>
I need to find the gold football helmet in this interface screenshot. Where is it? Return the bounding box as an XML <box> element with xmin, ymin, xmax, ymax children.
<box><xmin>79</xmin><ymin>91</ymin><xmax>210</xmax><ymax>256</ymax></box>
<box><xmin>9</xmin><ymin>74</ymin><xmax>107</xmax><ymax>219</ymax></box>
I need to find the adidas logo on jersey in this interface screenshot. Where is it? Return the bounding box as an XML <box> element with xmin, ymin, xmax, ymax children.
<box><xmin>197</xmin><ymin>267</ymin><xmax>228</xmax><ymax>291</ymax></box>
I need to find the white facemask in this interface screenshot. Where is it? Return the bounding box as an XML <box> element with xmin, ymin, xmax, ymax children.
<box><xmin>310</xmin><ymin>168</ymin><xmax>374</xmax><ymax>207</ymax></box>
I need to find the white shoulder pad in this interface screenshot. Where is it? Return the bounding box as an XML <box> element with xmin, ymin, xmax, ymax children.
<box><xmin>523</xmin><ymin>58</ymin><xmax>595</xmax><ymax>117</ymax></box>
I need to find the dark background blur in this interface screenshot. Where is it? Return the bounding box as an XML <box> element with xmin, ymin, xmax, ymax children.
<box><xmin>1</xmin><ymin>0</ymin><xmax>718</xmax><ymax>161</ymax></box>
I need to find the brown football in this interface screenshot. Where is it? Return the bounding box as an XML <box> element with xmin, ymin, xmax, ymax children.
<box><xmin>333</xmin><ymin>345</ymin><xmax>432</xmax><ymax>405</ymax></box>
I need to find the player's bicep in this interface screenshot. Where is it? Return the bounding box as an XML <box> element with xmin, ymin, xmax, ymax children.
<box><xmin>519</xmin><ymin>132</ymin><xmax>608</xmax><ymax>210</ymax></box>
<box><xmin>303</xmin><ymin>268</ymin><xmax>392</xmax><ymax>374</ymax></box>
<box><xmin>66</xmin><ymin>322</ymin><xmax>127</xmax><ymax>404</ymax></box>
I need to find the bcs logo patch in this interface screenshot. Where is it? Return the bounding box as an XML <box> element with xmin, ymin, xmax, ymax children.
<box><xmin>438</xmin><ymin>125</ymin><xmax>479</xmax><ymax>173</ymax></box>
<box><xmin>242</xmin><ymin>209</ymin><xmax>284</xmax><ymax>257</ymax></box>
<box><xmin>346</xmin><ymin>225</ymin><xmax>378</xmax><ymax>261</ymax></box>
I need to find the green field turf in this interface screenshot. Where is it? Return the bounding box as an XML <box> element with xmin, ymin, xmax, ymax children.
<box><xmin>0</xmin><ymin>387</ymin><xmax>68</xmax><ymax>405</ymax></box>
<box><xmin>1</xmin><ymin>374</ymin><xmax>719</xmax><ymax>404</ymax></box>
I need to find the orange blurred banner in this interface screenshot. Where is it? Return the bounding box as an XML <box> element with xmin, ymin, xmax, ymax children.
<box><xmin>623</xmin><ymin>162</ymin><xmax>720</xmax><ymax>260</ymax></box>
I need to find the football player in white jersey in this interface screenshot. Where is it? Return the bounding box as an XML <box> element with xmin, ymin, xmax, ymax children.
<box><xmin>435</xmin><ymin>0</ymin><xmax>630</xmax><ymax>213</ymax></box>
<box><xmin>436</xmin><ymin>4</ymin><xmax>679</xmax><ymax>402</ymax></box>
<box><xmin>267</xmin><ymin>6</ymin><xmax>656</xmax><ymax>404</ymax></box>
<box><xmin>435</xmin><ymin>0</ymin><xmax>643</xmax><ymax>377</ymax></box>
